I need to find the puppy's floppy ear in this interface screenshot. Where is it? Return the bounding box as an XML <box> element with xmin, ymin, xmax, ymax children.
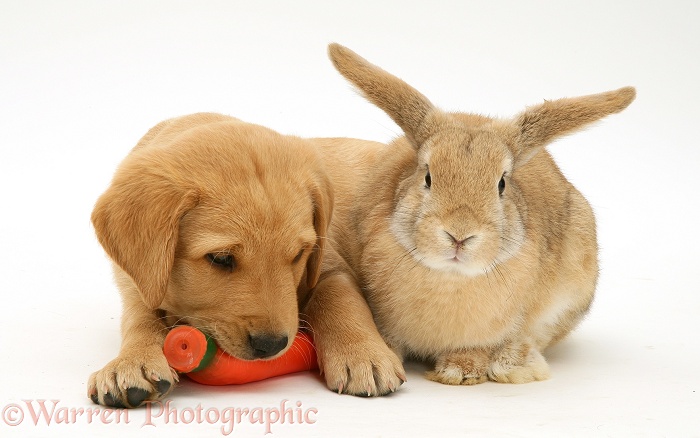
<box><xmin>306</xmin><ymin>170</ymin><xmax>334</xmax><ymax>289</ymax></box>
<box><xmin>92</xmin><ymin>163</ymin><xmax>198</xmax><ymax>309</ymax></box>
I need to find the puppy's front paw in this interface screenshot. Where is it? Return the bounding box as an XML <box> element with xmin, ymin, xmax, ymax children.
<box><xmin>88</xmin><ymin>348</ymin><xmax>178</xmax><ymax>408</ymax></box>
<box><xmin>426</xmin><ymin>348</ymin><xmax>490</xmax><ymax>386</ymax></box>
<box><xmin>319</xmin><ymin>338</ymin><xmax>406</xmax><ymax>397</ymax></box>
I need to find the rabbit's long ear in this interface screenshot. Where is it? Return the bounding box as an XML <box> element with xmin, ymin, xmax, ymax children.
<box><xmin>514</xmin><ymin>87</ymin><xmax>636</xmax><ymax>166</ymax></box>
<box><xmin>329</xmin><ymin>43</ymin><xmax>437</xmax><ymax>147</ymax></box>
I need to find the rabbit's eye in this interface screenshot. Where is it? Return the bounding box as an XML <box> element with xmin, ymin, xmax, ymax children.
<box><xmin>498</xmin><ymin>174</ymin><xmax>506</xmax><ymax>196</ymax></box>
<box><xmin>425</xmin><ymin>171</ymin><xmax>432</xmax><ymax>189</ymax></box>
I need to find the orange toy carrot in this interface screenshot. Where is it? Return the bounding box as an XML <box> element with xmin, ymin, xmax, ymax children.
<box><xmin>163</xmin><ymin>326</ymin><xmax>318</xmax><ymax>385</ymax></box>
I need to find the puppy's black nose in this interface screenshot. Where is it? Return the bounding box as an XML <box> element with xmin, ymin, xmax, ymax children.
<box><xmin>248</xmin><ymin>334</ymin><xmax>289</xmax><ymax>358</ymax></box>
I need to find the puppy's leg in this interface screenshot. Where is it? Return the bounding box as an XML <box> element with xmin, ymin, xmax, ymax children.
<box><xmin>426</xmin><ymin>348</ymin><xmax>492</xmax><ymax>385</ymax></box>
<box><xmin>88</xmin><ymin>273</ymin><xmax>177</xmax><ymax>408</ymax></box>
<box><xmin>304</xmin><ymin>250</ymin><xmax>406</xmax><ymax>396</ymax></box>
<box><xmin>488</xmin><ymin>338</ymin><xmax>550</xmax><ymax>384</ymax></box>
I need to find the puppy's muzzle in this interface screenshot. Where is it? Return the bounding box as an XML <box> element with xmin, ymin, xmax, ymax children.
<box><xmin>248</xmin><ymin>333</ymin><xmax>289</xmax><ymax>359</ymax></box>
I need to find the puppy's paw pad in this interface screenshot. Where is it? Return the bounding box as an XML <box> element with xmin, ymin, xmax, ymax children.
<box><xmin>102</xmin><ymin>392</ymin><xmax>127</xmax><ymax>409</ymax></box>
<box><xmin>126</xmin><ymin>388</ymin><xmax>151</xmax><ymax>407</ymax></box>
<box><xmin>155</xmin><ymin>379</ymin><xmax>172</xmax><ymax>395</ymax></box>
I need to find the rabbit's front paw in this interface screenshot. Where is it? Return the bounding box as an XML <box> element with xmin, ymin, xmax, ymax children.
<box><xmin>489</xmin><ymin>343</ymin><xmax>550</xmax><ymax>384</ymax></box>
<box><xmin>426</xmin><ymin>348</ymin><xmax>490</xmax><ymax>385</ymax></box>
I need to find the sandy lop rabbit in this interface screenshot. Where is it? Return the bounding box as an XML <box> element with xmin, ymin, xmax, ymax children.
<box><xmin>323</xmin><ymin>44</ymin><xmax>635</xmax><ymax>385</ymax></box>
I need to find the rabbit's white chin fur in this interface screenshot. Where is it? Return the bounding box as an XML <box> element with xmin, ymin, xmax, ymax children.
<box><xmin>420</xmin><ymin>256</ymin><xmax>493</xmax><ymax>277</ymax></box>
<box><xmin>401</xmin><ymin>242</ymin><xmax>521</xmax><ymax>277</ymax></box>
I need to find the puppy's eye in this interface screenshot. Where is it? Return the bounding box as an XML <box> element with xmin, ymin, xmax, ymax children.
<box><xmin>206</xmin><ymin>253</ymin><xmax>236</xmax><ymax>271</ymax></box>
<box><xmin>425</xmin><ymin>170</ymin><xmax>432</xmax><ymax>189</ymax></box>
<box><xmin>292</xmin><ymin>248</ymin><xmax>305</xmax><ymax>264</ymax></box>
<box><xmin>498</xmin><ymin>174</ymin><xmax>506</xmax><ymax>196</ymax></box>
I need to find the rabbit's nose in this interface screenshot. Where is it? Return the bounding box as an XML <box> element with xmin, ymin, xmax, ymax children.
<box><xmin>445</xmin><ymin>231</ymin><xmax>476</xmax><ymax>247</ymax></box>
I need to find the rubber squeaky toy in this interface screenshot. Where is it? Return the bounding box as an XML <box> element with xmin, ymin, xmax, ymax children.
<box><xmin>163</xmin><ymin>326</ymin><xmax>318</xmax><ymax>385</ymax></box>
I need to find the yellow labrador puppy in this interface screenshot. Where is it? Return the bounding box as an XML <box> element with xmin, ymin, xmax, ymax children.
<box><xmin>89</xmin><ymin>113</ymin><xmax>404</xmax><ymax>408</ymax></box>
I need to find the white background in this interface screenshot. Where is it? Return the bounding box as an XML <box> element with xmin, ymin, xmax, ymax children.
<box><xmin>1</xmin><ymin>1</ymin><xmax>698</xmax><ymax>437</ymax></box>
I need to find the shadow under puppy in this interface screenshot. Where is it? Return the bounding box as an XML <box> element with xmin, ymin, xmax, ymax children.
<box><xmin>317</xmin><ymin>44</ymin><xmax>635</xmax><ymax>385</ymax></box>
<box><xmin>89</xmin><ymin>113</ymin><xmax>404</xmax><ymax>408</ymax></box>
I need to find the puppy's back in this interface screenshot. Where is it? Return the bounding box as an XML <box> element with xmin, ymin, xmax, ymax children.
<box><xmin>133</xmin><ymin>113</ymin><xmax>242</xmax><ymax>152</ymax></box>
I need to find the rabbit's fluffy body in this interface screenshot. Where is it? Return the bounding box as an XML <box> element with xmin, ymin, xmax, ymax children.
<box><xmin>324</xmin><ymin>44</ymin><xmax>634</xmax><ymax>385</ymax></box>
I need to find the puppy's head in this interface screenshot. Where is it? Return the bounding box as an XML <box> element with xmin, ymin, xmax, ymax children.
<box><xmin>92</xmin><ymin>117</ymin><xmax>332</xmax><ymax>360</ymax></box>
